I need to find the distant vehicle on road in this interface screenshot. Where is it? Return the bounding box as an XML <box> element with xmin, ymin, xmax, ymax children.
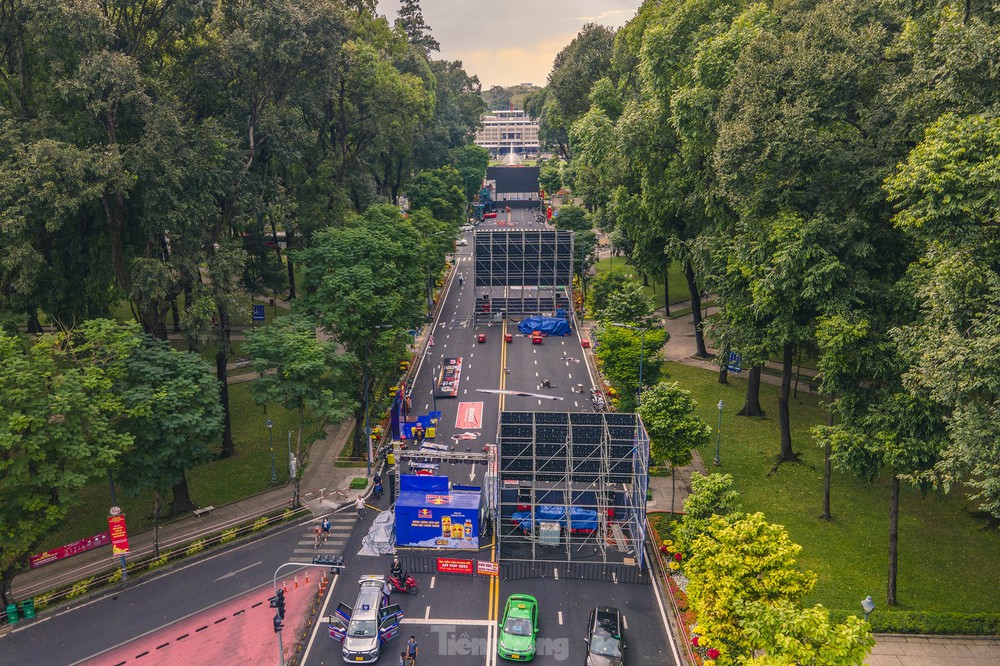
<box><xmin>456</xmin><ymin>238</ymin><xmax>469</xmax><ymax>246</ymax></box>
<box><xmin>584</xmin><ymin>606</ymin><xmax>627</xmax><ymax>666</ymax></box>
<box><xmin>461</xmin><ymin>224</ymin><xmax>474</xmax><ymax>231</ymax></box>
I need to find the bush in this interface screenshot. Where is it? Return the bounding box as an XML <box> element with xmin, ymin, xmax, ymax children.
<box><xmin>66</xmin><ymin>577</ymin><xmax>94</xmax><ymax>600</ymax></box>
<box><xmin>220</xmin><ymin>528</ymin><xmax>238</xmax><ymax>544</ymax></box>
<box><xmin>829</xmin><ymin>609</ymin><xmax>1000</xmax><ymax>635</ymax></box>
<box><xmin>146</xmin><ymin>552</ymin><xmax>169</xmax><ymax>570</ymax></box>
<box><xmin>185</xmin><ymin>539</ymin><xmax>205</xmax><ymax>557</ymax></box>
<box><xmin>253</xmin><ymin>516</ymin><xmax>268</xmax><ymax>532</ymax></box>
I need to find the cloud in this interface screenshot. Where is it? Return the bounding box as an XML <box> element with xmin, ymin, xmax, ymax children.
<box><xmin>452</xmin><ymin>33</ymin><xmax>577</xmax><ymax>87</ymax></box>
<box><xmin>577</xmin><ymin>9</ymin><xmax>634</xmax><ymax>22</ymax></box>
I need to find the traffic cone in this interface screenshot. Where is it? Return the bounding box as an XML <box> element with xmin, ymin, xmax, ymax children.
<box><xmin>294</xmin><ymin>575</ymin><xmax>299</xmax><ymax>589</ymax></box>
<box><xmin>282</xmin><ymin>580</ymin><xmax>287</xmax><ymax>593</ymax></box>
<box><xmin>305</xmin><ymin>570</ymin><xmax>310</xmax><ymax>584</ymax></box>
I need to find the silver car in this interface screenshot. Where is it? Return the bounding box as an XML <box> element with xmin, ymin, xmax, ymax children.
<box><xmin>328</xmin><ymin>575</ymin><xmax>403</xmax><ymax>663</ymax></box>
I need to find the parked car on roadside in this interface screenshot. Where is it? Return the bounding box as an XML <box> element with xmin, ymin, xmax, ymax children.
<box><xmin>584</xmin><ymin>606</ymin><xmax>626</xmax><ymax>666</ymax></box>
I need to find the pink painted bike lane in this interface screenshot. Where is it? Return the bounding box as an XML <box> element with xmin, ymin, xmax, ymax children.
<box><xmin>87</xmin><ymin>567</ymin><xmax>326</xmax><ymax>666</ymax></box>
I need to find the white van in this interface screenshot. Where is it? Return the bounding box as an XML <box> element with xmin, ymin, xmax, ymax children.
<box><xmin>328</xmin><ymin>575</ymin><xmax>403</xmax><ymax>663</ymax></box>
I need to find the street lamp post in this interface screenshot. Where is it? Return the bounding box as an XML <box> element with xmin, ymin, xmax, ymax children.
<box><xmin>267</xmin><ymin>418</ymin><xmax>277</xmax><ymax>485</ymax></box>
<box><xmin>714</xmin><ymin>400</ymin><xmax>724</xmax><ymax>466</ymax></box>
<box><xmin>611</xmin><ymin>322</ymin><xmax>649</xmax><ymax>407</ymax></box>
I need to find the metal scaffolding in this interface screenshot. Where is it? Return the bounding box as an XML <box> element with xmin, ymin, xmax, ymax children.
<box><xmin>391</xmin><ymin>442</ymin><xmax>496</xmax><ymax>517</ymax></box>
<box><xmin>496</xmin><ymin>411</ymin><xmax>650</xmax><ymax>568</ymax></box>
<box><xmin>472</xmin><ymin>230</ymin><xmax>574</xmax><ymax>324</ymax></box>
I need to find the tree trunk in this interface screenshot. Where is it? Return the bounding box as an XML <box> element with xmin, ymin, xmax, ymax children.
<box><xmin>718</xmin><ymin>350</ymin><xmax>729</xmax><ymax>385</ymax></box>
<box><xmin>663</xmin><ymin>265</ymin><xmax>670</xmax><ymax>316</ymax></box>
<box><xmin>776</xmin><ymin>342</ymin><xmax>799</xmax><ymax>463</ymax></box>
<box><xmin>643</xmin><ymin>273</ymin><xmax>649</xmax><ymax>287</ymax></box>
<box><xmin>352</xmin><ymin>403</ymin><xmax>366</xmax><ymax>459</ymax></box>
<box><xmin>215</xmin><ymin>304</ymin><xmax>234</xmax><ymax>458</ymax></box>
<box><xmin>171</xmin><ymin>475</ymin><xmax>196</xmax><ymax>514</ymax></box>
<box><xmin>738</xmin><ymin>365</ymin><xmax>765</xmax><ymax>416</ymax></box>
<box><xmin>684</xmin><ymin>263</ymin><xmax>708</xmax><ymax>357</ymax></box>
<box><xmin>887</xmin><ymin>475</ymin><xmax>900</xmax><ymax>606</ymax></box>
<box><xmin>27</xmin><ymin>310</ymin><xmax>43</xmax><ymax>334</ymax></box>
<box><xmin>286</xmin><ymin>250</ymin><xmax>296</xmax><ymax>300</ymax></box>
<box><xmin>170</xmin><ymin>298</ymin><xmax>181</xmax><ymax>333</ymax></box>
<box><xmin>821</xmin><ymin>401</ymin><xmax>833</xmax><ymax>521</ymax></box>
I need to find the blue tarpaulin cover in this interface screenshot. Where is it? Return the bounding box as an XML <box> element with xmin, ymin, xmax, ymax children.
<box><xmin>510</xmin><ymin>505</ymin><xmax>599</xmax><ymax>531</ymax></box>
<box><xmin>517</xmin><ymin>316</ymin><xmax>572</xmax><ymax>336</ymax></box>
<box><xmin>400</xmin><ymin>475</ymin><xmax>448</xmax><ymax>493</ymax></box>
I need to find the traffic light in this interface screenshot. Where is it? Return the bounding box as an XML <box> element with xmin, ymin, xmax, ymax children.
<box><xmin>273</xmin><ymin>613</ymin><xmax>284</xmax><ymax>633</ymax></box>
<box><xmin>312</xmin><ymin>555</ymin><xmax>345</xmax><ymax>573</ymax></box>
<box><xmin>269</xmin><ymin>589</ymin><xmax>286</xmax><ymax>620</ymax></box>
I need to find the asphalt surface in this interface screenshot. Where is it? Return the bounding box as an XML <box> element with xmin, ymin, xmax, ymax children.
<box><xmin>0</xmin><ymin>206</ymin><xmax>677</xmax><ymax>666</ymax></box>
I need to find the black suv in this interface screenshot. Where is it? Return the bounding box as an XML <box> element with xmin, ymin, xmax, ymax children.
<box><xmin>584</xmin><ymin>606</ymin><xmax>626</xmax><ymax>665</ymax></box>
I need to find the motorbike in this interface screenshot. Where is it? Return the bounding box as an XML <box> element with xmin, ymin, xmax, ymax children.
<box><xmin>386</xmin><ymin>572</ymin><xmax>419</xmax><ymax>595</ymax></box>
<box><xmin>373</xmin><ymin>480</ymin><xmax>383</xmax><ymax>499</ymax></box>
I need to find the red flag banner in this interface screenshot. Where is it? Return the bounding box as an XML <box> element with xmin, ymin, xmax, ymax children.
<box><xmin>108</xmin><ymin>515</ymin><xmax>130</xmax><ymax>556</ymax></box>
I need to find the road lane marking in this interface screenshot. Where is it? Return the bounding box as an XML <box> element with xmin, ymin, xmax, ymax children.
<box><xmin>215</xmin><ymin>562</ymin><xmax>260</xmax><ymax>583</ymax></box>
<box><xmin>558</xmin><ymin>611</ymin><xmax>563</xmax><ymax>625</ymax></box>
<box><xmin>401</xmin><ymin>618</ymin><xmax>494</xmax><ymax>626</ymax></box>
<box><xmin>430</xmin><ymin>576</ymin><xmax>436</xmax><ymax>589</ymax></box>
<box><xmin>425</xmin><ymin>606</ymin><xmax>431</xmax><ymax>619</ymax></box>
<box><xmin>301</xmin><ymin>573</ymin><xmax>340</xmax><ymax>663</ymax></box>
<box><xmin>553</xmin><ymin>568</ymin><xmax>559</xmax><ymax>580</ymax></box>
<box><xmin>622</xmin><ymin>614</ymin><xmax>628</xmax><ymax>630</ymax></box>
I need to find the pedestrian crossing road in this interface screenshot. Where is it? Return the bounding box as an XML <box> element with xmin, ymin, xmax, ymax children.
<box><xmin>290</xmin><ymin>514</ymin><xmax>357</xmax><ymax>564</ymax></box>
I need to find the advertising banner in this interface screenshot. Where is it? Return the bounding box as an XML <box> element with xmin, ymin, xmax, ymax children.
<box><xmin>29</xmin><ymin>531</ymin><xmax>111</xmax><ymax>569</ymax></box>
<box><xmin>476</xmin><ymin>560</ymin><xmax>499</xmax><ymax>577</ymax></box>
<box><xmin>395</xmin><ymin>476</ymin><xmax>481</xmax><ymax>550</ymax></box>
<box><xmin>436</xmin><ymin>558</ymin><xmax>474</xmax><ymax>575</ymax></box>
<box><xmin>107</xmin><ymin>515</ymin><xmax>130</xmax><ymax>556</ymax></box>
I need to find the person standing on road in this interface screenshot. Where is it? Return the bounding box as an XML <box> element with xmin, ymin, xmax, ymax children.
<box><xmin>404</xmin><ymin>636</ymin><xmax>418</xmax><ymax>664</ymax></box>
<box><xmin>356</xmin><ymin>495</ymin><xmax>365</xmax><ymax>518</ymax></box>
<box><xmin>321</xmin><ymin>517</ymin><xmax>331</xmax><ymax>541</ymax></box>
<box><xmin>313</xmin><ymin>523</ymin><xmax>322</xmax><ymax>549</ymax></box>
<box><xmin>458</xmin><ymin>272</ymin><xmax>464</xmax><ymax>287</ymax></box>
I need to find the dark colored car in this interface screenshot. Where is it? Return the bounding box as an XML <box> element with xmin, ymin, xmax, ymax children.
<box><xmin>584</xmin><ymin>606</ymin><xmax>626</xmax><ymax>666</ymax></box>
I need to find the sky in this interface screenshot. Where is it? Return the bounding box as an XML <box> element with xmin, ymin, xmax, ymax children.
<box><xmin>376</xmin><ymin>1</ymin><xmax>644</xmax><ymax>88</ymax></box>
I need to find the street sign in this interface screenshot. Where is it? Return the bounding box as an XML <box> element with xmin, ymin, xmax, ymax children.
<box><xmin>727</xmin><ymin>351</ymin><xmax>743</xmax><ymax>373</ymax></box>
<box><xmin>252</xmin><ymin>305</ymin><xmax>265</xmax><ymax>322</ymax></box>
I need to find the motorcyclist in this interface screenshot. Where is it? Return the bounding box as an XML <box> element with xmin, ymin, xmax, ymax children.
<box><xmin>373</xmin><ymin>472</ymin><xmax>383</xmax><ymax>499</ymax></box>
<box><xmin>390</xmin><ymin>556</ymin><xmax>405</xmax><ymax>581</ymax></box>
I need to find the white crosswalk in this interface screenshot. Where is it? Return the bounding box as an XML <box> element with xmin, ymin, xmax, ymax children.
<box><xmin>290</xmin><ymin>515</ymin><xmax>357</xmax><ymax>564</ymax></box>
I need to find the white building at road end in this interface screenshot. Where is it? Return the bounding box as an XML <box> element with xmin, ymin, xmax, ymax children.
<box><xmin>475</xmin><ymin>109</ymin><xmax>540</xmax><ymax>160</ymax></box>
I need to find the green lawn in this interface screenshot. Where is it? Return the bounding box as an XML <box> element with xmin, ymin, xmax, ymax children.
<box><xmin>591</xmin><ymin>257</ymin><xmax>690</xmax><ymax>310</ymax></box>
<box><xmin>664</xmin><ymin>361</ymin><xmax>1000</xmax><ymax>615</ymax></box>
<box><xmin>39</xmin><ymin>382</ymin><xmax>324</xmax><ymax>550</ymax></box>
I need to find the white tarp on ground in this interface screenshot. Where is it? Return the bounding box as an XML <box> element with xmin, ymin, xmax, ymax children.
<box><xmin>357</xmin><ymin>509</ymin><xmax>395</xmax><ymax>556</ymax></box>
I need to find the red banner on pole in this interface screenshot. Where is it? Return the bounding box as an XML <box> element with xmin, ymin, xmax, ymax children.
<box><xmin>30</xmin><ymin>531</ymin><xmax>111</xmax><ymax>569</ymax></box>
<box><xmin>108</xmin><ymin>515</ymin><xmax>130</xmax><ymax>556</ymax></box>
<box><xmin>436</xmin><ymin>557</ymin><xmax>473</xmax><ymax>575</ymax></box>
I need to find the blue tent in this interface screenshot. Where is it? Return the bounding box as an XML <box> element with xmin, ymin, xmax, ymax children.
<box><xmin>517</xmin><ymin>316</ymin><xmax>572</xmax><ymax>336</ymax></box>
<box><xmin>395</xmin><ymin>475</ymin><xmax>481</xmax><ymax>550</ymax></box>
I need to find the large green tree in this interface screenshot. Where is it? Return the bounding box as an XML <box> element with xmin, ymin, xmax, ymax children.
<box><xmin>296</xmin><ymin>204</ymin><xmax>426</xmax><ymax>457</ymax></box>
<box><xmin>116</xmin><ymin>340</ymin><xmax>224</xmax><ymax>541</ymax></box>
<box><xmin>0</xmin><ymin>320</ymin><xmax>140</xmax><ymax>608</ymax></box>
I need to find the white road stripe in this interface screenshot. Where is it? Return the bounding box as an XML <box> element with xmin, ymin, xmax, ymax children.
<box><xmin>430</xmin><ymin>576</ymin><xmax>436</xmax><ymax>589</ymax></box>
<box><xmin>401</xmin><ymin>618</ymin><xmax>495</xmax><ymax>626</ymax></box>
<box><xmin>554</xmin><ymin>568</ymin><xmax>559</xmax><ymax>580</ymax></box>
<box><xmin>622</xmin><ymin>614</ymin><xmax>628</xmax><ymax>630</ymax></box>
<box><xmin>558</xmin><ymin>611</ymin><xmax>564</xmax><ymax>625</ymax></box>
<box><xmin>425</xmin><ymin>605</ymin><xmax>431</xmax><ymax>619</ymax></box>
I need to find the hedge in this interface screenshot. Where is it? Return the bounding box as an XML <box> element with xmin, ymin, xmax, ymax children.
<box><xmin>830</xmin><ymin>609</ymin><xmax>1000</xmax><ymax>636</ymax></box>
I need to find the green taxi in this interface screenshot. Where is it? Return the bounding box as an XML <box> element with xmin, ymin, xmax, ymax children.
<box><xmin>498</xmin><ymin>593</ymin><xmax>538</xmax><ymax>661</ymax></box>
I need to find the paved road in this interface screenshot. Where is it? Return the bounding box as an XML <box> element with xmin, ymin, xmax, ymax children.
<box><xmin>301</xmin><ymin>206</ymin><xmax>678</xmax><ymax>666</ymax></box>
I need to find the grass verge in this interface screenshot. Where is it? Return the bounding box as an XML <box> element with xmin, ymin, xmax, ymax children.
<box><xmin>591</xmin><ymin>257</ymin><xmax>690</xmax><ymax>310</ymax></box>
<box><xmin>664</xmin><ymin>361</ymin><xmax>1000</xmax><ymax>616</ymax></box>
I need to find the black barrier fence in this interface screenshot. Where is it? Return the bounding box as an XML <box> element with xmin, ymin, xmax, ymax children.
<box><xmin>395</xmin><ymin>554</ymin><xmax>645</xmax><ymax>585</ymax></box>
<box><xmin>500</xmin><ymin>560</ymin><xmax>646</xmax><ymax>585</ymax></box>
